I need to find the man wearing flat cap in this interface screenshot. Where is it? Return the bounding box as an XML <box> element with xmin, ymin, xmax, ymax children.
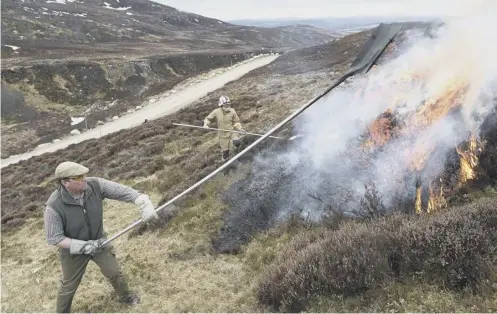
<box><xmin>44</xmin><ymin>161</ymin><xmax>159</xmax><ymax>313</ymax></box>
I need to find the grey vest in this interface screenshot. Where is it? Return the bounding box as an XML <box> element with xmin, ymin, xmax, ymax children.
<box><xmin>46</xmin><ymin>178</ymin><xmax>105</xmax><ymax>250</ymax></box>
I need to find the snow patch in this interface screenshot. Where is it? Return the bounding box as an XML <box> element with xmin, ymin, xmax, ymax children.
<box><xmin>103</xmin><ymin>2</ymin><xmax>131</xmax><ymax>10</ymax></box>
<box><xmin>74</xmin><ymin>13</ymin><xmax>87</xmax><ymax>17</ymax></box>
<box><xmin>46</xmin><ymin>0</ymin><xmax>75</xmax><ymax>3</ymax></box>
<box><xmin>70</xmin><ymin>117</ymin><xmax>85</xmax><ymax>125</ymax></box>
<box><xmin>126</xmin><ymin>12</ymin><xmax>133</xmax><ymax>15</ymax></box>
<box><xmin>52</xmin><ymin>10</ymin><xmax>70</xmax><ymax>16</ymax></box>
<box><xmin>195</xmin><ymin>18</ymin><xmax>199</xmax><ymax>22</ymax></box>
<box><xmin>4</xmin><ymin>45</ymin><xmax>20</xmax><ymax>51</ymax></box>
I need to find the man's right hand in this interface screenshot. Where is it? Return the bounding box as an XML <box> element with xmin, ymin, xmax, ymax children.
<box><xmin>134</xmin><ymin>194</ymin><xmax>159</xmax><ymax>222</ymax></box>
<box><xmin>69</xmin><ymin>239</ymin><xmax>104</xmax><ymax>255</ymax></box>
<box><xmin>203</xmin><ymin>123</ymin><xmax>209</xmax><ymax>128</ymax></box>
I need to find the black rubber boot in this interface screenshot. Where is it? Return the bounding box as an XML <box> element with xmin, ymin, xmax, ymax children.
<box><xmin>222</xmin><ymin>150</ymin><xmax>230</xmax><ymax>162</ymax></box>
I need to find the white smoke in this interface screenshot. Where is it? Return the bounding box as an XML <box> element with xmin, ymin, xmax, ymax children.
<box><xmin>269</xmin><ymin>1</ymin><xmax>497</xmax><ymax>217</ymax></box>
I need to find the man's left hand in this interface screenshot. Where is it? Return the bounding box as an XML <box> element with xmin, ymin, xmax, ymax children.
<box><xmin>85</xmin><ymin>239</ymin><xmax>105</xmax><ymax>255</ymax></box>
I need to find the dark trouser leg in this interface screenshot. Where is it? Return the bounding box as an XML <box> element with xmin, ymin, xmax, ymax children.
<box><xmin>56</xmin><ymin>254</ymin><xmax>91</xmax><ymax>313</ymax></box>
<box><xmin>232</xmin><ymin>139</ymin><xmax>243</xmax><ymax>163</ymax></box>
<box><xmin>222</xmin><ymin>150</ymin><xmax>230</xmax><ymax>161</ymax></box>
<box><xmin>91</xmin><ymin>247</ymin><xmax>131</xmax><ymax>302</ymax></box>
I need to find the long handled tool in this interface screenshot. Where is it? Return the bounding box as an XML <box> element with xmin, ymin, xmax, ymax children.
<box><xmin>172</xmin><ymin>123</ymin><xmax>283</xmax><ymax>139</ymax></box>
<box><xmin>101</xmin><ymin>23</ymin><xmax>402</xmax><ymax>246</ymax></box>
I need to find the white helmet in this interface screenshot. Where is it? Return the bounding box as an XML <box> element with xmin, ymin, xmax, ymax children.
<box><xmin>218</xmin><ymin>95</ymin><xmax>230</xmax><ymax>107</ymax></box>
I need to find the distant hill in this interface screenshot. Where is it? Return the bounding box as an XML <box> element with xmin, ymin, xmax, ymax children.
<box><xmin>229</xmin><ymin>16</ymin><xmax>440</xmax><ymax>35</ymax></box>
<box><xmin>1</xmin><ymin>0</ymin><xmax>337</xmax><ymax>60</ymax></box>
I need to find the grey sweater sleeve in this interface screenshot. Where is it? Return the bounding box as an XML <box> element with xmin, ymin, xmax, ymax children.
<box><xmin>44</xmin><ymin>179</ymin><xmax>141</xmax><ymax>245</ymax></box>
<box><xmin>97</xmin><ymin>178</ymin><xmax>141</xmax><ymax>203</ymax></box>
<box><xmin>44</xmin><ymin>206</ymin><xmax>66</xmax><ymax>245</ymax></box>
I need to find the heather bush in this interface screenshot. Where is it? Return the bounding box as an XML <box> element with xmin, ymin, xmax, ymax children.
<box><xmin>258</xmin><ymin>197</ymin><xmax>497</xmax><ymax>312</ymax></box>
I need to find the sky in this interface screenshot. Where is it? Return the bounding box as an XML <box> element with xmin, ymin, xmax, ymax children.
<box><xmin>151</xmin><ymin>0</ymin><xmax>477</xmax><ymax>20</ymax></box>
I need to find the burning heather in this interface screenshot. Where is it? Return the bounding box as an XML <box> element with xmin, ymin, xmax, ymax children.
<box><xmin>214</xmin><ymin>2</ymin><xmax>497</xmax><ymax>253</ymax></box>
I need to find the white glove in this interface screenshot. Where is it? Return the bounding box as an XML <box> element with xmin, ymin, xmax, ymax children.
<box><xmin>203</xmin><ymin>122</ymin><xmax>209</xmax><ymax>128</ymax></box>
<box><xmin>239</xmin><ymin>129</ymin><xmax>247</xmax><ymax>134</ymax></box>
<box><xmin>134</xmin><ymin>194</ymin><xmax>159</xmax><ymax>222</ymax></box>
<box><xmin>70</xmin><ymin>239</ymin><xmax>104</xmax><ymax>255</ymax></box>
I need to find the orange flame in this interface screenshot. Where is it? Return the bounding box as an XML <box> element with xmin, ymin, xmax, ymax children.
<box><xmin>361</xmin><ymin>64</ymin><xmax>480</xmax><ymax>214</ymax></box>
<box><xmin>414</xmin><ymin>179</ymin><xmax>447</xmax><ymax>214</ymax></box>
<box><xmin>427</xmin><ymin>179</ymin><xmax>447</xmax><ymax>214</ymax></box>
<box><xmin>412</xmin><ymin>82</ymin><xmax>469</xmax><ymax>129</ymax></box>
<box><xmin>415</xmin><ymin>184</ymin><xmax>423</xmax><ymax>214</ymax></box>
<box><xmin>456</xmin><ymin>134</ymin><xmax>482</xmax><ymax>187</ymax></box>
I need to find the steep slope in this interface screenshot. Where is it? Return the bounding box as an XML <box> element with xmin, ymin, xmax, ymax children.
<box><xmin>1</xmin><ymin>0</ymin><xmax>336</xmax><ymax>158</ymax></box>
<box><xmin>1</xmin><ymin>0</ymin><xmax>335</xmax><ymax>61</ymax></box>
<box><xmin>0</xmin><ymin>51</ymin><xmax>269</xmax><ymax>157</ymax></box>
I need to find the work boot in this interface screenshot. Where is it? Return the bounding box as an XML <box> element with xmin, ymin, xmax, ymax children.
<box><xmin>120</xmin><ymin>293</ymin><xmax>140</xmax><ymax>305</ymax></box>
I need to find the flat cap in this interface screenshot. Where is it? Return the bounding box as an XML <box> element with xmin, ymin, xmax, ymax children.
<box><xmin>55</xmin><ymin>161</ymin><xmax>89</xmax><ymax>179</ymax></box>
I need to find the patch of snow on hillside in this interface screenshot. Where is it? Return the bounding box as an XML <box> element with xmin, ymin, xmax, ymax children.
<box><xmin>103</xmin><ymin>2</ymin><xmax>131</xmax><ymax>10</ymax></box>
<box><xmin>46</xmin><ymin>0</ymin><xmax>75</xmax><ymax>3</ymax></box>
<box><xmin>70</xmin><ymin>117</ymin><xmax>85</xmax><ymax>126</ymax></box>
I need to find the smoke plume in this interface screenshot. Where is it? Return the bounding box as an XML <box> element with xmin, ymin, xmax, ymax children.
<box><xmin>213</xmin><ymin>2</ymin><xmax>497</xmax><ymax>253</ymax></box>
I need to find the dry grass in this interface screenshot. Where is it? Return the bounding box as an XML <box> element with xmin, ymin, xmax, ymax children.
<box><xmin>307</xmin><ymin>279</ymin><xmax>497</xmax><ymax>312</ymax></box>
<box><xmin>4</xmin><ymin>191</ymin><xmax>497</xmax><ymax>312</ymax></box>
<box><xmin>1</xmin><ymin>177</ymin><xmax>244</xmax><ymax>312</ymax></box>
<box><xmin>1</xmin><ymin>164</ymin><xmax>312</xmax><ymax>312</ymax></box>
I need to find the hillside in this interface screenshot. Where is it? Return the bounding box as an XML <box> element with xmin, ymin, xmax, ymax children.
<box><xmin>3</xmin><ymin>12</ymin><xmax>497</xmax><ymax>314</ymax></box>
<box><xmin>1</xmin><ymin>29</ymin><xmax>377</xmax><ymax>312</ymax></box>
<box><xmin>1</xmin><ymin>51</ymin><xmax>272</xmax><ymax>158</ymax></box>
<box><xmin>1</xmin><ymin>0</ymin><xmax>335</xmax><ymax>62</ymax></box>
<box><xmin>1</xmin><ymin>0</ymin><xmax>337</xmax><ymax>160</ymax></box>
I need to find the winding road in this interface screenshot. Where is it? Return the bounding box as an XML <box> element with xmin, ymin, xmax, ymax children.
<box><xmin>1</xmin><ymin>54</ymin><xmax>278</xmax><ymax>168</ymax></box>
